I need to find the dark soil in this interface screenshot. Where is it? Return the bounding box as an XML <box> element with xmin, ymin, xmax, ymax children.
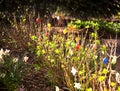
<box><xmin>0</xmin><ymin>81</ymin><xmax>8</xmax><ymax>91</ymax></box>
<box><xmin>20</xmin><ymin>71</ymin><xmax>53</xmax><ymax>91</ymax></box>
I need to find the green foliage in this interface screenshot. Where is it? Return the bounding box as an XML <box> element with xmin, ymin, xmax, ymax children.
<box><xmin>68</xmin><ymin>19</ymin><xmax>120</xmax><ymax>34</ymax></box>
<box><xmin>28</xmin><ymin>26</ymin><xmax>118</xmax><ymax>90</ymax></box>
<box><xmin>117</xmin><ymin>86</ymin><xmax>120</xmax><ymax>91</ymax></box>
<box><xmin>0</xmin><ymin>0</ymin><xmax>120</xmax><ymax>27</ymax></box>
<box><xmin>0</xmin><ymin>55</ymin><xmax>25</xmax><ymax>91</ymax></box>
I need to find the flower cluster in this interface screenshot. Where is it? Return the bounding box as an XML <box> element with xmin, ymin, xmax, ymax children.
<box><xmin>24</xmin><ymin>56</ymin><xmax>29</xmax><ymax>62</ymax></box>
<box><xmin>0</xmin><ymin>48</ymin><xmax>10</xmax><ymax>61</ymax></box>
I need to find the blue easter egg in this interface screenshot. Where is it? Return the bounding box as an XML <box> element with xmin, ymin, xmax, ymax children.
<box><xmin>103</xmin><ymin>57</ymin><xmax>108</xmax><ymax>64</ymax></box>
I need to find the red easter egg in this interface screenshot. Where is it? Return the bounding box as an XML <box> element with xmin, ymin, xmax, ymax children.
<box><xmin>36</xmin><ymin>18</ymin><xmax>40</xmax><ymax>23</ymax></box>
<box><xmin>45</xmin><ymin>32</ymin><xmax>48</xmax><ymax>37</ymax></box>
<box><xmin>75</xmin><ymin>43</ymin><xmax>80</xmax><ymax>50</ymax></box>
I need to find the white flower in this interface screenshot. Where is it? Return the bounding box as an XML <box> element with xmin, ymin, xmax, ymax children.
<box><xmin>116</xmin><ymin>72</ymin><xmax>120</xmax><ymax>83</ymax></box>
<box><xmin>74</xmin><ymin>82</ymin><xmax>81</xmax><ymax>89</ymax></box>
<box><xmin>94</xmin><ymin>55</ymin><xmax>98</xmax><ymax>59</ymax></box>
<box><xmin>111</xmin><ymin>56</ymin><xmax>117</xmax><ymax>64</ymax></box>
<box><xmin>0</xmin><ymin>48</ymin><xmax>4</xmax><ymax>59</ymax></box>
<box><xmin>57</xmin><ymin>16</ymin><xmax>60</xmax><ymax>20</ymax></box>
<box><xmin>4</xmin><ymin>49</ymin><xmax>10</xmax><ymax>55</ymax></box>
<box><xmin>71</xmin><ymin>67</ymin><xmax>78</xmax><ymax>76</ymax></box>
<box><xmin>0</xmin><ymin>49</ymin><xmax>10</xmax><ymax>60</ymax></box>
<box><xmin>13</xmin><ymin>57</ymin><xmax>18</xmax><ymax>63</ymax></box>
<box><xmin>55</xmin><ymin>86</ymin><xmax>60</xmax><ymax>91</ymax></box>
<box><xmin>101</xmin><ymin>51</ymin><xmax>105</xmax><ymax>55</ymax></box>
<box><xmin>0</xmin><ymin>48</ymin><xmax>4</xmax><ymax>54</ymax></box>
<box><xmin>24</xmin><ymin>56</ymin><xmax>29</xmax><ymax>62</ymax></box>
<box><xmin>70</xmin><ymin>50</ymin><xmax>73</xmax><ymax>56</ymax></box>
<box><xmin>69</xmin><ymin>48</ymin><xmax>73</xmax><ymax>56</ymax></box>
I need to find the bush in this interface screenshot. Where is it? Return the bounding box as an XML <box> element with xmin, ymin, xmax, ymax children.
<box><xmin>1</xmin><ymin>10</ymin><xmax>120</xmax><ymax>91</ymax></box>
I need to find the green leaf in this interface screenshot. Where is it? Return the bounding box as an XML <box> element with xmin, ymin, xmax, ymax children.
<box><xmin>71</xmin><ymin>42</ymin><xmax>76</xmax><ymax>48</ymax></box>
<box><xmin>117</xmin><ymin>86</ymin><xmax>120</xmax><ymax>91</ymax></box>
<box><xmin>86</xmin><ymin>88</ymin><xmax>92</xmax><ymax>91</ymax></box>
<box><xmin>94</xmin><ymin>40</ymin><xmax>100</xmax><ymax>44</ymax></box>
<box><xmin>98</xmin><ymin>76</ymin><xmax>105</xmax><ymax>82</ymax></box>
<box><xmin>63</xmin><ymin>29</ymin><xmax>68</xmax><ymax>34</ymax></box>
<box><xmin>101</xmin><ymin>45</ymin><xmax>106</xmax><ymax>51</ymax></box>
<box><xmin>30</xmin><ymin>35</ymin><xmax>37</xmax><ymax>40</ymax></box>
<box><xmin>48</xmin><ymin>56</ymin><xmax>51</xmax><ymax>60</ymax></box>
<box><xmin>36</xmin><ymin>50</ymin><xmax>41</xmax><ymax>57</ymax></box>
<box><xmin>102</xmin><ymin>68</ymin><xmax>108</xmax><ymax>74</ymax></box>
<box><xmin>34</xmin><ymin>64</ymin><xmax>41</xmax><ymax>71</ymax></box>
<box><xmin>54</xmin><ymin>49</ymin><xmax>60</xmax><ymax>54</ymax></box>
<box><xmin>92</xmin><ymin>74</ymin><xmax>97</xmax><ymax>78</ymax></box>
<box><xmin>50</xmin><ymin>59</ymin><xmax>55</xmax><ymax>63</ymax></box>
<box><xmin>78</xmin><ymin>70</ymin><xmax>85</xmax><ymax>75</ymax></box>
<box><xmin>90</xmin><ymin>33</ymin><xmax>97</xmax><ymax>38</ymax></box>
<box><xmin>42</xmin><ymin>50</ymin><xmax>45</xmax><ymax>54</ymax></box>
<box><xmin>85</xmin><ymin>25</ymin><xmax>90</xmax><ymax>29</ymax></box>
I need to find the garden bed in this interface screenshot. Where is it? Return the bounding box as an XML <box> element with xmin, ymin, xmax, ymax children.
<box><xmin>1</xmin><ymin>15</ymin><xmax>120</xmax><ymax>91</ymax></box>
